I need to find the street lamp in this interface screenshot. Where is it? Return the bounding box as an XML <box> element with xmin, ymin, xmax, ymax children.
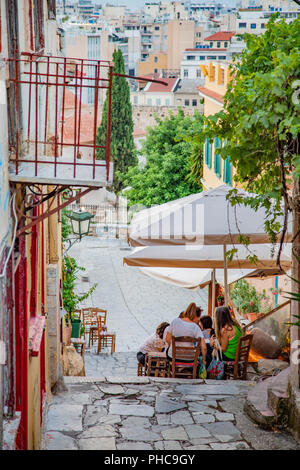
<box><xmin>65</xmin><ymin>209</ymin><xmax>95</xmax><ymax>249</ymax></box>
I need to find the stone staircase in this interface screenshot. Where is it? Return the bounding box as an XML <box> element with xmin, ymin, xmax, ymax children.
<box><xmin>244</xmin><ymin>367</ymin><xmax>290</xmax><ymax>429</ymax></box>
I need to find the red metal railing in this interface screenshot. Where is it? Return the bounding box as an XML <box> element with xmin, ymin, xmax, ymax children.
<box><xmin>8</xmin><ymin>52</ymin><xmax>113</xmax><ymax>183</ymax></box>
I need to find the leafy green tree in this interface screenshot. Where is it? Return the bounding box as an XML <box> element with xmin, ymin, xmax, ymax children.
<box><xmin>190</xmin><ymin>15</ymin><xmax>300</xmax><ymax>254</ymax></box>
<box><xmin>62</xmin><ymin>256</ymin><xmax>97</xmax><ymax>322</ymax></box>
<box><xmin>189</xmin><ymin>15</ymin><xmax>300</xmax><ymax>359</ymax></box>
<box><xmin>96</xmin><ymin>48</ymin><xmax>137</xmax><ymax>193</ymax></box>
<box><xmin>122</xmin><ymin>109</ymin><xmax>203</xmax><ymax>207</ymax></box>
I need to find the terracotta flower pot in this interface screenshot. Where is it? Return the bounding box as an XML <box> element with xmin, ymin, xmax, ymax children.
<box><xmin>247</xmin><ymin>312</ymin><xmax>259</xmax><ymax>322</ymax></box>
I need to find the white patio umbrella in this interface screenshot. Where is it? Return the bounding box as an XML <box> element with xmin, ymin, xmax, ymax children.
<box><xmin>128</xmin><ymin>185</ymin><xmax>292</xmax><ymax>304</ymax></box>
<box><xmin>123</xmin><ymin>244</ymin><xmax>291</xmax><ymax>270</ymax></box>
<box><xmin>138</xmin><ymin>266</ymin><xmax>261</xmax><ymax>291</ymax></box>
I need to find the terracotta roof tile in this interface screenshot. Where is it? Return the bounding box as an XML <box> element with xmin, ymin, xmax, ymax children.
<box><xmin>204</xmin><ymin>31</ymin><xmax>235</xmax><ymax>41</ymax></box>
<box><xmin>198</xmin><ymin>86</ymin><xmax>224</xmax><ymax>104</ymax></box>
<box><xmin>64</xmin><ymin>89</ymin><xmax>87</xmax><ymax>110</ymax></box>
<box><xmin>144</xmin><ymin>77</ymin><xmax>177</xmax><ymax>93</ymax></box>
<box><xmin>60</xmin><ymin>112</ymin><xmax>100</xmax><ymax>144</ymax></box>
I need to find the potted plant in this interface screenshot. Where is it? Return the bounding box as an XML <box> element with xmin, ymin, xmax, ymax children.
<box><xmin>62</xmin><ymin>255</ymin><xmax>97</xmax><ymax>340</ymax></box>
<box><xmin>230</xmin><ymin>279</ymin><xmax>269</xmax><ymax>321</ymax></box>
<box><xmin>217</xmin><ymin>294</ymin><xmax>224</xmax><ymax>306</ymax></box>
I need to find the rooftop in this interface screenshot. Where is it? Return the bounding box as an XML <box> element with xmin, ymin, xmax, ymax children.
<box><xmin>204</xmin><ymin>31</ymin><xmax>236</xmax><ymax>41</ymax></box>
<box><xmin>185</xmin><ymin>48</ymin><xmax>227</xmax><ymax>52</ymax></box>
<box><xmin>63</xmin><ymin>89</ymin><xmax>87</xmax><ymax>110</ymax></box>
<box><xmin>175</xmin><ymin>78</ymin><xmax>205</xmax><ymax>94</ymax></box>
<box><xmin>61</xmin><ymin>112</ymin><xmax>101</xmax><ymax>144</ymax></box>
<box><xmin>144</xmin><ymin>77</ymin><xmax>178</xmax><ymax>93</ymax></box>
<box><xmin>198</xmin><ymin>86</ymin><xmax>224</xmax><ymax>104</ymax></box>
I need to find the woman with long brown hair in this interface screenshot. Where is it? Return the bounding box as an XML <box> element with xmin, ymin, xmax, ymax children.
<box><xmin>210</xmin><ymin>306</ymin><xmax>242</xmax><ymax>361</ymax></box>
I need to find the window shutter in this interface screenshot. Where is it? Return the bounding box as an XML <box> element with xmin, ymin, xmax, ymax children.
<box><xmin>223</xmin><ymin>156</ymin><xmax>232</xmax><ymax>186</ymax></box>
<box><xmin>205</xmin><ymin>139</ymin><xmax>211</xmax><ymax>169</ymax></box>
<box><xmin>214</xmin><ymin>137</ymin><xmax>221</xmax><ymax>178</ymax></box>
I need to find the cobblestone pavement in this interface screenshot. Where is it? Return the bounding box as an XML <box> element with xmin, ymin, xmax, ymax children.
<box><xmin>43</xmin><ymin>376</ymin><xmax>300</xmax><ymax>451</ymax></box>
<box><xmin>84</xmin><ymin>350</ymin><xmax>139</xmax><ymax>378</ymax></box>
<box><xmin>69</xmin><ymin>237</ymin><xmax>208</xmax><ymax>352</ymax></box>
<box><xmin>53</xmin><ymin>237</ymin><xmax>300</xmax><ymax>451</ymax></box>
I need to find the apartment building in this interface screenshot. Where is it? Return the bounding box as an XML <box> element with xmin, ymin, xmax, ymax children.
<box><xmin>102</xmin><ymin>4</ymin><xmax>127</xmax><ymax>18</ymax></box>
<box><xmin>260</xmin><ymin>0</ymin><xmax>300</xmax><ymax>11</ymax></box>
<box><xmin>144</xmin><ymin>1</ymin><xmax>188</xmax><ymax>20</ymax></box>
<box><xmin>174</xmin><ymin>78</ymin><xmax>204</xmax><ymax>109</ymax></box>
<box><xmin>236</xmin><ymin>7</ymin><xmax>300</xmax><ymax>34</ymax></box>
<box><xmin>181</xmin><ymin>47</ymin><xmax>230</xmax><ymax>79</ymax></box>
<box><xmin>131</xmin><ymin>77</ymin><xmax>180</xmax><ymax>106</ymax></box>
<box><xmin>167</xmin><ymin>19</ymin><xmax>199</xmax><ymax>70</ymax></box>
<box><xmin>203</xmin><ymin>31</ymin><xmax>236</xmax><ymax>49</ymax></box>
<box><xmin>138</xmin><ymin>52</ymin><xmax>168</xmax><ymax>78</ymax></box>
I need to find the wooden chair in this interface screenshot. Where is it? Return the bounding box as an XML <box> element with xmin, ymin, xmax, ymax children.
<box><xmin>224</xmin><ymin>334</ymin><xmax>253</xmax><ymax>380</ymax></box>
<box><xmin>137</xmin><ymin>362</ymin><xmax>145</xmax><ymax>376</ymax></box>
<box><xmin>90</xmin><ymin>308</ymin><xmax>107</xmax><ymax>326</ymax></box>
<box><xmin>96</xmin><ymin>316</ymin><xmax>115</xmax><ymax>354</ymax></box>
<box><xmin>81</xmin><ymin>308</ymin><xmax>98</xmax><ymax>346</ymax></box>
<box><xmin>168</xmin><ymin>336</ymin><xmax>201</xmax><ymax>379</ymax></box>
<box><xmin>81</xmin><ymin>308</ymin><xmax>107</xmax><ymax>346</ymax></box>
<box><xmin>145</xmin><ymin>351</ymin><xmax>169</xmax><ymax>377</ymax></box>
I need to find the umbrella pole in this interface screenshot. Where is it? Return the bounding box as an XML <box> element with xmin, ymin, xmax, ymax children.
<box><xmin>211</xmin><ymin>268</ymin><xmax>216</xmax><ymax>318</ymax></box>
<box><xmin>224</xmin><ymin>244</ymin><xmax>228</xmax><ymax>307</ymax></box>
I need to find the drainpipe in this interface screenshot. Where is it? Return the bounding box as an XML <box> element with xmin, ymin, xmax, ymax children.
<box><xmin>274</xmin><ymin>275</ymin><xmax>278</xmax><ymax>308</ymax></box>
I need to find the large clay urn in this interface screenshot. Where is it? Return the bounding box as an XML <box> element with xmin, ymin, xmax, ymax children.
<box><xmin>250</xmin><ymin>327</ymin><xmax>282</xmax><ymax>359</ymax></box>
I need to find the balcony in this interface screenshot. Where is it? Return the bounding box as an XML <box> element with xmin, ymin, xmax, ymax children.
<box><xmin>7</xmin><ymin>53</ymin><xmax>114</xmax><ymax>188</ymax></box>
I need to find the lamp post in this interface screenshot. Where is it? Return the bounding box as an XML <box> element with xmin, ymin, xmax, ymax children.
<box><xmin>65</xmin><ymin>209</ymin><xmax>95</xmax><ymax>250</ymax></box>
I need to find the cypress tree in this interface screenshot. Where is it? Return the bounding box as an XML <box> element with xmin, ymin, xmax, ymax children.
<box><xmin>96</xmin><ymin>48</ymin><xmax>137</xmax><ymax>193</ymax></box>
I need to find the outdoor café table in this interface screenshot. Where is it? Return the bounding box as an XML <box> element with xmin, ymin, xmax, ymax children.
<box><xmin>145</xmin><ymin>350</ymin><xmax>168</xmax><ymax>377</ymax></box>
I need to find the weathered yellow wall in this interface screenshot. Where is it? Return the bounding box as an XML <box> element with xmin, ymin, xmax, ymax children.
<box><xmin>25</xmin><ymin>229</ymin><xmax>42</xmax><ymax>450</ymax></box>
<box><xmin>203</xmin><ymin>98</ymin><xmax>223</xmax><ymax>117</ymax></box>
<box><xmin>201</xmin><ymin>63</ymin><xmax>236</xmax><ymax>190</ymax></box>
<box><xmin>27</xmin><ymin>356</ymin><xmax>41</xmax><ymax>450</ymax></box>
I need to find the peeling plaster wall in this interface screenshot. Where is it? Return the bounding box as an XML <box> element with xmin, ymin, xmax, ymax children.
<box><xmin>46</xmin><ymin>264</ymin><xmax>61</xmax><ymax>388</ymax></box>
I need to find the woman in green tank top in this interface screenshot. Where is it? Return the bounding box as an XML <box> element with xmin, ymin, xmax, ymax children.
<box><xmin>210</xmin><ymin>307</ymin><xmax>242</xmax><ymax>361</ymax></box>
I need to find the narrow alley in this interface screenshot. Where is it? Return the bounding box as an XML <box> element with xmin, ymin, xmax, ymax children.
<box><xmin>41</xmin><ymin>238</ymin><xmax>300</xmax><ymax>451</ymax></box>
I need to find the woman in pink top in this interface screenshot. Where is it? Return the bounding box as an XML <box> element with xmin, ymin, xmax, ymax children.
<box><xmin>137</xmin><ymin>322</ymin><xmax>170</xmax><ymax>365</ymax></box>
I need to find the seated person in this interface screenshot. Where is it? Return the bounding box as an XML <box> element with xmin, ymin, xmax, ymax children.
<box><xmin>199</xmin><ymin>315</ymin><xmax>214</xmax><ymax>368</ymax></box>
<box><xmin>210</xmin><ymin>306</ymin><xmax>242</xmax><ymax>361</ymax></box>
<box><xmin>199</xmin><ymin>315</ymin><xmax>213</xmax><ymax>341</ymax></box>
<box><xmin>162</xmin><ymin>311</ymin><xmax>184</xmax><ymax>341</ymax></box>
<box><xmin>137</xmin><ymin>322</ymin><xmax>170</xmax><ymax>366</ymax></box>
<box><xmin>165</xmin><ymin>303</ymin><xmax>206</xmax><ymax>365</ymax></box>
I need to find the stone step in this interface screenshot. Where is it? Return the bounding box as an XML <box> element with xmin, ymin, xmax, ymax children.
<box><xmin>244</xmin><ymin>367</ymin><xmax>290</xmax><ymax>429</ymax></box>
<box><xmin>267</xmin><ymin>367</ymin><xmax>290</xmax><ymax>422</ymax></box>
<box><xmin>244</xmin><ymin>378</ymin><xmax>276</xmax><ymax>429</ymax></box>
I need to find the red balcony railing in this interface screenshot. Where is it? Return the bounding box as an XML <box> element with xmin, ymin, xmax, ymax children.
<box><xmin>7</xmin><ymin>52</ymin><xmax>114</xmax><ymax>187</ymax></box>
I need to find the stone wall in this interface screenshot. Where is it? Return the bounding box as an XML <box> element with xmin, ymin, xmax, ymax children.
<box><xmin>132</xmin><ymin>105</ymin><xmax>198</xmax><ymax>132</ymax></box>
